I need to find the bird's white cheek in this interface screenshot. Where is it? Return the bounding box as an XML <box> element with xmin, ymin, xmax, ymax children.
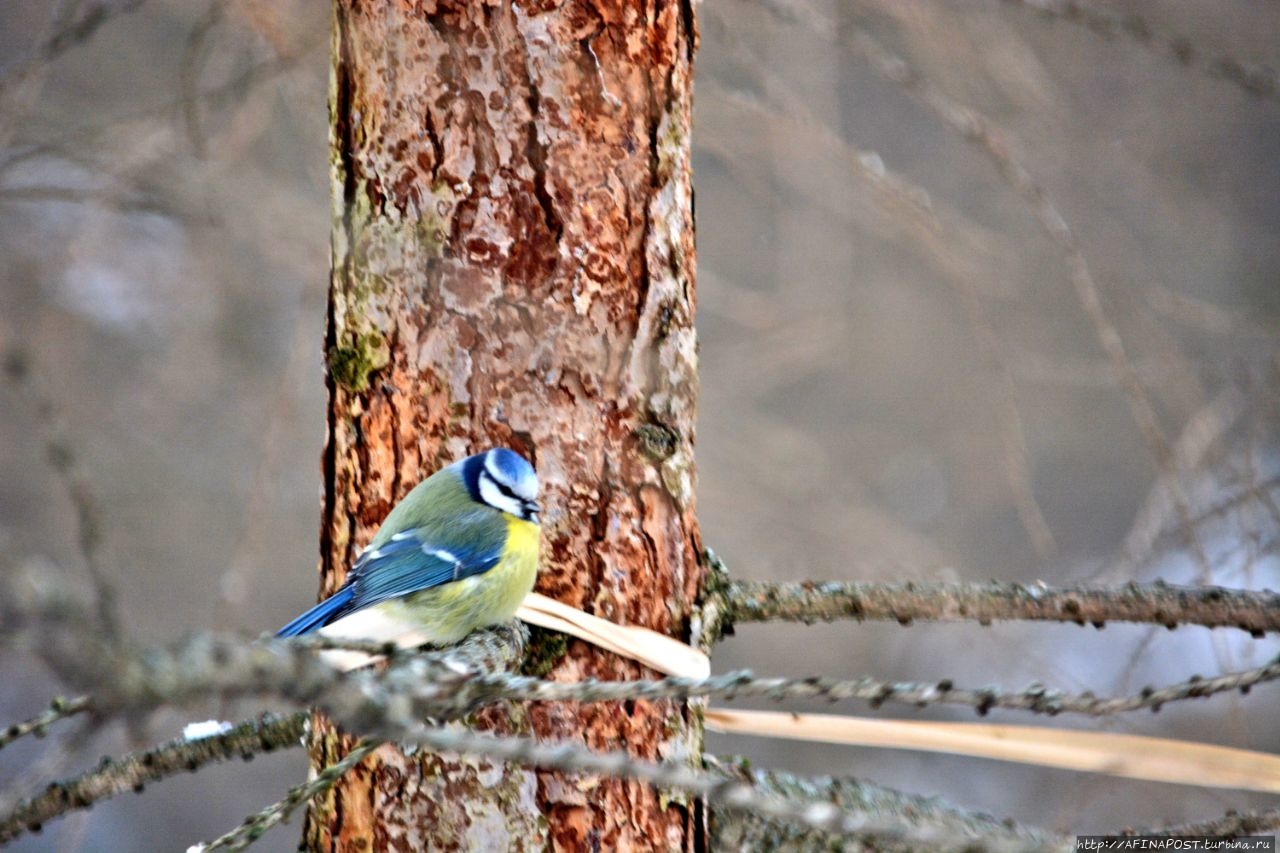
<box><xmin>478</xmin><ymin>475</ymin><xmax>522</xmax><ymax>516</ymax></box>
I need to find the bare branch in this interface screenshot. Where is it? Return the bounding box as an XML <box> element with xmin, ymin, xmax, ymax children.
<box><xmin>178</xmin><ymin>0</ymin><xmax>226</xmax><ymax>159</ymax></box>
<box><xmin>2</xmin><ymin>350</ymin><xmax>119</xmax><ymax>638</ymax></box>
<box><xmin>0</xmin><ymin>0</ymin><xmax>146</xmax><ymax>104</ymax></box>
<box><xmin>0</xmin><ymin>696</ymin><xmax>91</xmax><ymax>752</ymax></box>
<box><xmin>476</xmin><ymin>656</ymin><xmax>1280</xmax><ymax>718</ymax></box>
<box><xmin>705</xmin><ymin>755</ymin><xmax>1064</xmax><ymax>852</ymax></box>
<box><xmin>191</xmin><ymin>739</ymin><xmax>379</xmax><ymax>853</ymax></box>
<box><xmin>1143</xmin><ymin>808</ymin><xmax>1280</xmax><ymax>838</ymax></box>
<box><xmin>0</xmin><ymin>603</ymin><xmax>523</xmax><ymax>846</ymax></box>
<box><xmin>847</xmin><ymin>15</ymin><xmax>1214</xmax><ymax>581</ymax></box>
<box><xmin>1002</xmin><ymin>0</ymin><xmax>1279</xmax><ymax>102</ymax></box>
<box><xmin>1098</xmin><ymin>388</ymin><xmax>1248</xmax><ymax>583</ymax></box>
<box><xmin>762</xmin><ymin>0</ymin><xmax>1217</xmax><ymax>580</ymax></box>
<box><xmin>719</xmin><ymin>578</ymin><xmax>1280</xmax><ymax>636</ymax></box>
<box><xmin>396</xmin><ymin>725</ymin><xmax>1054</xmax><ymax>852</ymax></box>
<box><xmin>6</xmin><ymin>647</ymin><xmax>1271</xmax><ymax>827</ymax></box>
<box><xmin>0</xmin><ymin>713</ymin><xmax>305</xmax><ymax>845</ymax></box>
<box><xmin>1147</xmin><ymin>489</ymin><xmax>1280</xmax><ymax>581</ymax></box>
<box><xmin>1</xmin><ymin>554</ymin><xmax>528</xmax><ymax>720</ymax></box>
<box><xmin>8</xmin><ymin>560</ymin><xmax>1274</xmax><ymax>846</ymax></box>
<box><xmin>0</xmin><ymin>184</ymin><xmax>170</xmax><ymax>212</ymax></box>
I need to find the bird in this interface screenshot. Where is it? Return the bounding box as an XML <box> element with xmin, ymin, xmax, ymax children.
<box><xmin>276</xmin><ymin>447</ymin><xmax>541</xmax><ymax>668</ymax></box>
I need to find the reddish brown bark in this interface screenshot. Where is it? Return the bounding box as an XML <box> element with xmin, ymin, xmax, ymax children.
<box><xmin>306</xmin><ymin>0</ymin><xmax>701</xmax><ymax>849</ymax></box>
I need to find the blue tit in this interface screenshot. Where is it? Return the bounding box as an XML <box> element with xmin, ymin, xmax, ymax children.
<box><xmin>277</xmin><ymin>448</ymin><xmax>540</xmax><ymax>661</ymax></box>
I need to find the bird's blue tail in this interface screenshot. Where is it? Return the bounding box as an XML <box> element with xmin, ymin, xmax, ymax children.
<box><xmin>276</xmin><ymin>585</ymin><xmax>355</xmax><ymax>637</ymax></box>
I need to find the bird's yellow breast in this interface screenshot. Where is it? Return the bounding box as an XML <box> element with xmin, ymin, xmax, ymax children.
<box><xmin>493</xmin><ymin>514</ymin><xmax>540</xmax><ymax>613</ymax></box>
<box><xmin>504</xmin><ymin>515</ymin><xmax>540</xmax><ymax>567</ymax></box>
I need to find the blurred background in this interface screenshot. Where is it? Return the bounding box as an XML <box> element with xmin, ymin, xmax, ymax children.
<box><xmin>1</xmin><ymin>0</ymin><xmax>1277</xmax><ymax>849</ymax></box>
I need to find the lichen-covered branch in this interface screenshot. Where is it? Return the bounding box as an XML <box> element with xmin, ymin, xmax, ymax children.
<box><xmin>0</xmin><ymin>568</ymin><xmax>526</xmax><ymax>847</ymax></box>
<box><xmin>395</xmin><ymin>725</ymin><xmax>1050</xmax><ymax>851</ymax></box>
<box><xmin>6</xmin><ymin>649</ymin><xmax>1272</xmax><ymax>839</ymax></box>
<box><xmin>704</xmin><ymin>756</ymin><xmax>1065</xmax><ymax>852</ymax></box>
<box><xmin>9</xmin><ymin>561</ymin><xmax>1275</xmax><ymax>849</ymax></box>
<box><xmin>1144</xmin><ymin>808</ymin><xmax>1280</xmax><ymax>838</ymax></box>
<box><xmin>478</xmin><ymin>655</ymin><xmax>1280</xmax><ymax>717</ymax></box>
<box><xmin>720</xmin><ymin>578</ymin><xmax>1280</xmax><ymax>636</ymax></box>
<box><xmin>0</xmin><ymin>696</ymin><xmax>90</xmax><ymax>751</ymax></box>
<box><xmin>10</xmin><ymin>558</ymin><xmax>1279</xmax><ymax>746</ymax></box>
<box><xmin>2</xmin><ymin>558</ymin><xmax>528</xmax><ymax>725</ymax></box>
<box><xmin>0</xmin><ymin>713</ymin><xmax>305</xmax><ymax>845</ymax></box>
<box><xmin>191</xmin><ymin>739</ymin><xmax>379</xmax><ymax>853</ymax></box>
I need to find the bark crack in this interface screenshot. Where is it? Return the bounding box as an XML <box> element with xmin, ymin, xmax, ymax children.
<box><xmin>422</xmin><ymin>105</ymin><xmax>443</xmax><ymax>184</ymax></box>
<box><xmin>515</xmin><ymin>13</ymin><xmax>563</xmax><ymax>246</ymax></box>
<box><xmin>679</xmin><ymin>0</ymin><xmax>697</xmax><ymax>61</ymax></box>
<box><xmin>321</xmin><ymin>7</ymin><xmax>359</xmax><ymax>585</ymax></box>
<box><xmin>589</xmin><ymin>458</ymin><xmax>615</xmax><ymax>609</ymax></box>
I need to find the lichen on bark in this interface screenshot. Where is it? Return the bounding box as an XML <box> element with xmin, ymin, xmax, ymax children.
<box><xmin>310</xmin><ymin>0</ymin><xmax>702</xmax><ymax>849</ymax></box>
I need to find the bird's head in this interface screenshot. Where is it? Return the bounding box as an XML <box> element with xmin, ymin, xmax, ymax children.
<box><xmin>463</xmin><ymin>447</ymin><xmax>540</xmax><ymax>524</ymax></box>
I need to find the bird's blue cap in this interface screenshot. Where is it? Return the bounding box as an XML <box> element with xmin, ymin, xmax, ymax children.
<box><xmin>486</xmin><ymin>448</ymin><xmax>535</xmax><ymax>485</ymax></box>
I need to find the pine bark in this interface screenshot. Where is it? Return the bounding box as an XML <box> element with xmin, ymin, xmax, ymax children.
<box><xmin>306</xmin><ymin>1</ymin><xmax>701</xmax><ymax>849</ymax></box>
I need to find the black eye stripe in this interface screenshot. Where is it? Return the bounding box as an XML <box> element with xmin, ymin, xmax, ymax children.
<box><xmin>482</xmin><ymin>470</ymin><xmax>521</xmax><ymax>501</ymax></box>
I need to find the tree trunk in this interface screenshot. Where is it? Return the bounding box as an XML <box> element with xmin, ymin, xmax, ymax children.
<box><xmin>305</xmin><ymin>0</ymin><xmax>701</xmax><ymax>849</ymax></box>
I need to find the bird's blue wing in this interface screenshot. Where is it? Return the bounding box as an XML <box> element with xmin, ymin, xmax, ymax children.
<box><xmin>346</xmin><ymin>530</ymin><xmax>503</xmax><ymax>609</ymax></box>
<box><xmin>275</xmin><ymin>528</ymin><xmax>504</xmax><ymax>637</ymax></box>
<box><xmin>276</xmin><ymin>584</ymin><xmax>355</xmax><ymax>637</ymax></box>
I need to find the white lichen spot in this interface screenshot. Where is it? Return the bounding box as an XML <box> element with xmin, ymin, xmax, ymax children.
<box><xmin>182</xmin><ymin>720</ymin><xmax>233</xmax><ymax>741</ymax></box>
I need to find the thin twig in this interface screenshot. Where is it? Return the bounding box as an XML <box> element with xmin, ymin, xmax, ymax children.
<box><xmin>720</xmin><ymin>578</ymin><xmax>1280</xmax><ymax>636</ymax></box>
<box><xmin>0</xmin><ymin>696</ymin><xmax>91</xmax><ymax>753</ymax></box>
<box><xmin>1145</xmin><ymin>476</ymin><xmax>1280</xmax><ymax>564</ymax></box>
<box><xmin>851</xmin><ymin>11</ymin><xmax>1214</xmax><ymax>582</ymax></box>
<box><xmin>1097</xmin><ymin>388</ymin><xmax>1247</xmax><ymax>583</ymax></box>
<box><xmin>706</xmin><ymin>755</ymin><xmax>1064</xmax><ymax>851</ymax></box>
<box><xmin>178</xmin><ymin>0</ymin><xmax>226</xmax><ymax>159</ymax></box>
<box><xmin>2</xmin><ymin>350</ymin><xmax>119</xmax><ymax>638</ymax></box>
<box><xmin>190</xmin><ymin>739</ymin><xmax>378</xmax><ymax>852</ymax></box>
<box><xmin>474</xmin><ymin>656</ymin><xmax>1280</xmax><ymax>717</ymax></box>
<box><xmin>1143</xmin><ymin>807</ymin><xmax>1280</xmax><ymax>838</ymax></box>
<box><xmin>0</xmin><ymin>0</ymin><xmax>146</xmax><ymax>104</ymax></box>
<box><xmin>760</xmin><ymin>0</ymin><xmax>1217</xmax><ymax>580</ymax></box>
<box><xmin>6</xmin><ymin>656</ymin><xmax>1271</xmax><ymax>846</ymax></box>
<box><xmin>0</xmin><ymin>713</ymin><xmax>306</xmax><ymax>845</ymax></box>
<box><xmin>1001</xmin><ymin>0</ymin><xmax>1279</xmax><ymax>102</ymax></box>
<box><xmin>397</xmin><ymin>724</ymin><xmax>1053</xmax><ymax>851</ymax></box>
